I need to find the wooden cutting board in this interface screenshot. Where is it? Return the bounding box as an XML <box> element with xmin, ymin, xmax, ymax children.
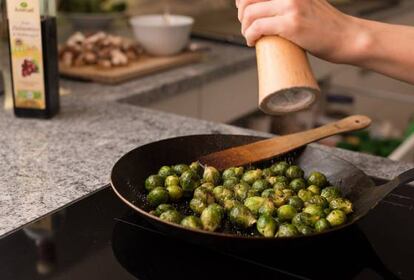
<box><xmin>59</xmin><ymin>50</ymin><xmax>204</xmax><ymax>84</ymax></box>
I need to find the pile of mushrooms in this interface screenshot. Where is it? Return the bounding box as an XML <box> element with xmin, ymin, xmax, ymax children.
<box><xmin>59</xmin><ymin>32</ymin><xmax>143</xmax><ymax>68</ymax></box>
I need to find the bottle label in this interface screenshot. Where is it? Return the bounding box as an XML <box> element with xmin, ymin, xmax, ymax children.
<box><xmin>7</xmin><ymin>0</ymin><xmax>46</xmax><ymax>110</ymax></box>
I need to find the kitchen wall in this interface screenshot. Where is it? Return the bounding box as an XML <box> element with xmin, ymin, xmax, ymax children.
<box><xmin>127</xmin><ymin>0</ymin><xmax>233</xmax><ymax>16</ymax></box>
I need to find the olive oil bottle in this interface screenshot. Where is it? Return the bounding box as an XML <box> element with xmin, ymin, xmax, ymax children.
<box><xmin>6</xmin><ymin>0</ymin><xmax>59</xmax><ymax>118</ymax></box>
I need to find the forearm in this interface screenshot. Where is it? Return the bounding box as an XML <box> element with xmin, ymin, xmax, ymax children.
<box><xmin>237</xmin><ymin>0</ymin><xmax>414</xmax><ymax>84</ymax></box>
<box><xmin>347</xmin><ymin>17</ymin><xmax>414</xmax><ymax>84</ymax></box>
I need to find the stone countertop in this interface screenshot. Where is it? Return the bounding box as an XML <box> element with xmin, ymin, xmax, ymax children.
<box><xmin>0</xmin><ymin>40</ymin><xmax>413</xmax><ymax>239</ymax></box>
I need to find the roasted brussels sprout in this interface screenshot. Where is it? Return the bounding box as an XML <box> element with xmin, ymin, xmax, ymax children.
<box><xmin>229</xmin><ymin>205</ymin><xmax>257</xmax><ymax>228</ymax></box>
<box><xmin>190</xmin><ymin>198</ymin><xmax>208</xmax><ymax>215</ymax></box>
<box><xmin>270</xmin><ymin>161</ymin><xmax>289</xmax><ymax>176</ymax></box>
<box><xmin>275</xmin><ymin>175</ymin><xmax>289</xmax><ymax>185</ymax></box>
<box><xmin>261</xmin><ymin>188</ymin><xmax>275</xmax><ymax>198</ymax></box>
<box><xmin>314</xmin><ymin>218</ymin><xmax>330</xmax><ymax>233</ymax></box>
<box><xmin>242</xmin><ymin>169</ymin><xmax>263</xmax><ymax>185</ymax></box>
<box><xmin>234</xmin><ymin>166</ymin><xmax>244</xmax><ymax>179</ymax></box>
<box><xmin>257</xmin><ymin>215</ymin><xmax>278</xmax><ymax>237</ymax></box>
<box><xmin>164</xmin><ymin>175</ymin><xmax>180</xmax><ymax>188</ymax></box>
<box><xmin>221</xmin><ymin>168</ymin><xmax>234</xmax><ymax>180</ymax></box>
<box><xmin>210</xmin><ymin>203</ymin><xmax>225</xmax><ymax>218</ymax></box>
<box><xmin>307</xmin><ymin>171</ymin><xmax>328</xmax><ymax>188</ymax></box>
<box><xmin>288</xmin><ymin>196</ymin><xmax>304</xmax><ymax>210</ymax></box>
<box><xmin>297</xmin><ymin>189</ymin><xmax>313</xmax><ymax>202</ymax></box>
<box><xmin>147</xmin><ymin>187</ymin><xmax>169</xmax><ymax>207</ymax></box>
<box><xmin>307</xmin><ymin>185</ymin><xmax>321</xmax><ymax>195</ymax></box>
<box><xmin>246</xmin><ymin>188</ymin><xmax>261</xmax><ymax>198</ymax></box>
<box><xmin>201</xmin><ymin>204</ymin><xmax>224</xmax><ymax>231</ymax></box>
<box><xmin>321</xmin><ymin>186</ymin><xmax>342</xmax><ymax>202</ymax></box>
<box><xmin>213</xmin><ymin>186</ymin><xmax>234</xmax><ymax>204</ymax></box>
<box><xmin>222</xmin><ymin>167</ymin><xmax>236</xmax><ymax>180</ymax></box>
<box><xmin>200</xmin><ymin>182</ymin><xmax>215</xmax><ymax>192</ymax></box>
<box><xmin>289</xmin><ymin>178</ymin><xmax>307</xmax><ymax>192</ymax></box>
<box><xmin>180</xmin><ymin>170</ymin><xmax>200</xmax><ymax>192</ymax></box>
<box><xmin>292</xmin><ymin>212</ymin><xmax>318</xmax><ymax>227</ymax></box>
<box><xmin>158</xmin><ymin>166</ymin><xmax>175</xmax><ymax>178</ymax></box>
<box><xmin>286</xmin><ymin>165</ymin><xmax>304</xmax><ymax>179</ymax></box>
<box><xmin>252</xmin><ymin>179</ymin><xmax>270</xmax><ymax>193</ymax></box>
<box><xmin>193</xmin><ymin>186</ymin><xmax>215</xmax><ymax>204</ymax></box>
<box><xmin>272</xmin><ymin>194</ymin><xmax>288</xmax><ymax>207</ymax></box>
<box><xmin>296</xmin><ymin>224</ymin><xmax>314</xmax><ymax>236</ymax></box>
<box><xmin>234</xmin><ymin>167</ymin><xmax>244</xmax><ymax>178</ymax></box>
<box><xmin>267</xmin><ymin>176</ymin><xmax>277</xmax><ymax>186</ymax></box>
<box><xmin>282</xmin><ymin>188</ymin><xmax>295</xmax><ymax>198</ymax></box>
<box><xmin>303</xmin><ymin>204</ymin><xmax>325</xmax><ymax>218</ymax></box>
<box><xmin>223</xmin><ymin>199</ymin><xmax>243</xmax><ymax>212</ymax></box>
<box><xmin>244</xmin><ymin>196</ymin><xmax>266</xmax><ymax>215</ymax></box>
<box><xmin>223</xmin><ymin>177</ymin><xmax>239</xmax><ymax>188</ymax></box>
<box><xmin>329</xmin><ymin>198</ymin><xmax>353</xmax><ymax>214</ymax></box>
<box><xmin>166</xmin><ymin>185</ymin><xmax>184</xmax><ymax>201</ymax></box>
<box><xmin>203</xmin><ymin>166</ymin><xmax>221</xmax><ymax>185</ymax></box>
<box><xmin>223</xmin><ymin>167</ymin><xmax>244</xmax><ymax>180</ymax></box>
<box><xmin>234</xmin><ymin>183</ymin><xmax>250</xmax><ymax>201</ymax></box>
<box><xmin>151</xmin><ymin>204</ymin><xmax>175</xmax><ymax>217</ymax></box>
<box><xmin>160</xmin><ymin>210</ymin><xmax>182</xmax><ymax>224</ymax></box>
<box><xmin>180</xmin><ymin>215</ymin><xmax>203</xmax><ymax>230</ymax></box>
<box><xmin>262</xmin><ymin>168</ymin><xmax>274</xmax><ymax>177</ymax></box>
<box><xmin>172</xmin><ymin>164</ymin><xmax>190</xmax><ymax>175</ymax></box>
<box><xmin>305</xmin><ymin>195</ymin><xmax>329</xmax><ymax>208</ymax></box>
<box><xmin>258</xmin><ymin>199</ymin><xmax>276</xmax><ymax>216</ymax></box>
<box><xmin>273</xmin><ymin>189</ymin><xmax>294</xmax><ymax>207</ymax></box>
<box><xmin>326</xmin><ymin>209</ymin><xmax>347</xmax><ymax>227</ymax></box>
<box><xmin>277</xmin><ymin>205</ymin><xmax>297</xmax><ymax>222</ymax></box>
<box><xmin>190</xmin><ymin>161</ymin><xmax>204</xmax><ymax>178</ymax></box>
<box><xmin>145</xmin><ymin>175</ymin><xmax>164</xmax><ymax>192</ymax></box>
<box><xmin>147</xmin><ymin>161</ymin><xmax>353</xmax><ymax>237</ymax></box>
<box><xmin>276</xmin><ymin>223</ymin><xmax>299</xmax><ymax>237</ymax></box>
<box><xmin>273</xmin><ymin>182</ymin><xmax>288</xmax><ymax>192</ymax></box>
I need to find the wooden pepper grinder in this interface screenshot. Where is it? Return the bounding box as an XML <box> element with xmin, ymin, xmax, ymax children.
<box><xmin>256</xmin><ymin>36</ymin><xmax>320</xmax><ymax>115</ymax></box>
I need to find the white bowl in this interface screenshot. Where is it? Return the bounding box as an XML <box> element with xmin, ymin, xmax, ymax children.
<box><xmin>129</xmin><ymin>14</ymin><xmax>194</xmax><ymax>56</ymax></box>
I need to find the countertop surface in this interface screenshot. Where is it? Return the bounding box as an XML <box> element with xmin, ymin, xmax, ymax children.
<box><xmin>0</xmin><ymin>39</ymin><xmax>413</xmax><ymax>239</ymax></box>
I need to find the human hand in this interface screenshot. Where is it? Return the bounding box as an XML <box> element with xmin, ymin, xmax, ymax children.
<box><xmin>236</xmin><ymin>0</ymin><xmax>369</xmax><ymax>64</ymax></box>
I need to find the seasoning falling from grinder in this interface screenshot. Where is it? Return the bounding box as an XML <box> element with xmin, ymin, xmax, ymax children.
<box><xmin>255</xmin><ymin>36</ymin><xmax>320</xmax><ymax>115</ymax></box>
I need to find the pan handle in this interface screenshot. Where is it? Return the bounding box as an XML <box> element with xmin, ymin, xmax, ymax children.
<box><xmin>395</xmin><ymin>168</ymin><xmax>414</xmax><ymax>186</ymax></box>
<box><xmin>375</xmin><ymin>168</ymin><xmax>414</xmax><ymax>201</ymax></box>
<box><xmin>355</xmin><ymin>168</ymin><xmax>414</xmax><ymax>223</ymax></box>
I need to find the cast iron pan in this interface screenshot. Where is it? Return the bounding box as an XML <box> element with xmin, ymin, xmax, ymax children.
<box><xmin>110</xmin><ymin>134</ymin><xmax>414</xmax><ymax>248</ymax></box>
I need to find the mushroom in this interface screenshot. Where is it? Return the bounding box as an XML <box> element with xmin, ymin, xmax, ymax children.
<box><xmin>84</xmin><ymin>51</ymin><xmax>98</xmax><ymax>65</ymax></box>
<box><xmin>61</xmin><ymin>51</ymin><xmax>74</xmax><ymax>67</ymax></box>
<box><xmin>110</xmin><ymin>49</ymin><xmax>128</xmax><ymax>66</ymax></box>
<box><xmin>60</xmin><ymin>31</ymin><xmax>143</xmax><ymax>69</ymax></box>
<box><xmin>97</xmin><ymin>59</ymin><xmax>112</xmax><ymax>69</ymax></box>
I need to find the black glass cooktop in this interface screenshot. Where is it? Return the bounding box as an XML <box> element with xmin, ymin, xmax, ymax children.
<box><xmin>1</xmin><ymin>178</ymin><xmax>414</xmax><ymax>280</ymax></box>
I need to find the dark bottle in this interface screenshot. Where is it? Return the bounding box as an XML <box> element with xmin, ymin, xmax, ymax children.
<box><xmin>6</xmin><ymin>0</ymin><xmax>59</xmax><ymax>118</ymax></box>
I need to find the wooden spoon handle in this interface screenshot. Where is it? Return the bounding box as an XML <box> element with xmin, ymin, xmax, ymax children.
<box><xmin>199</xmin><ymin>115</ymin><xmax>372</xmax><ymax>170</ymax></box>
<box><xmin>256</xmin><ymin>36</ymin><xmax>320</xmax><ymax>115</ymax></box>
<box><xmin>258</xmin><ymin>115</ymin><xmax>372</xmax><ymax>156</ymax></box>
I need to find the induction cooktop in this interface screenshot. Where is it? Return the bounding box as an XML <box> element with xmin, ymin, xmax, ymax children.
<box><xmin>0</xmin><ymin>177</ymin><xmax>413</xmax><ymax>280</ymax></box>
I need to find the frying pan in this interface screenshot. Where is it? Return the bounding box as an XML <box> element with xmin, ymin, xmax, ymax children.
<box><xmin>110</xmin><ymin>134</ymin><xmax>414</xmax><ymax>248</ymax></box>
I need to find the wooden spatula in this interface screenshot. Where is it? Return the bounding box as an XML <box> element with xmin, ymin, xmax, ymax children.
<box><xmin>199</xmin><ymin>115</ymin><xmax>372</xmax><ymax>170</ymax></box>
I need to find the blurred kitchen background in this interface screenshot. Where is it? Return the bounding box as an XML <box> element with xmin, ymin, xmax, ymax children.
<box><xmin>1</xmin><ymin>0</ymin><xmax>413</xmax><ymax>162</ymax></box>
